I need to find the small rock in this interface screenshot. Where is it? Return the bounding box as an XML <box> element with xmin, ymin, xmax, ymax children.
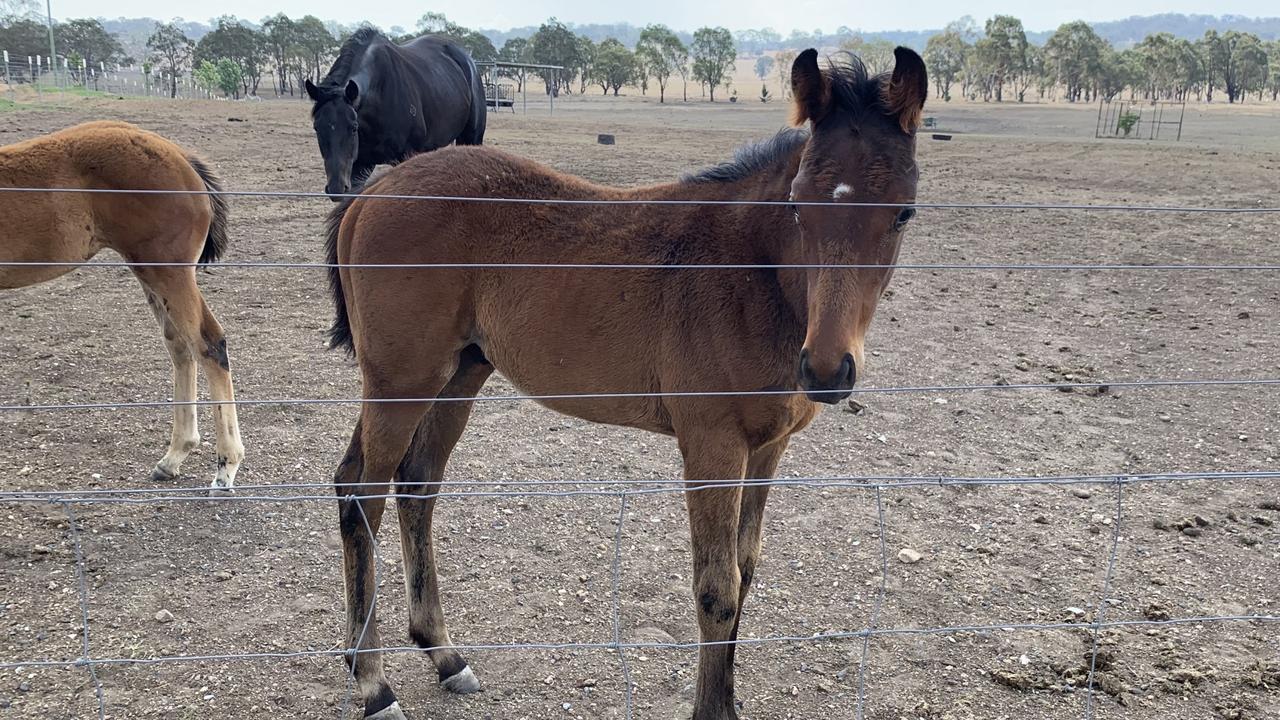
<box><xmin>1237</xmin><ymin>311</ymin><xmax>1250</xmax><ymax>319</ymax></box>
<box><xmin>897</xmin><ymin>548</ymin><xmax>924</xmax><ymax>564</ymax></box>
<box><xmin>17</xmin><ymin>683</ymin><xmax>29</xmax><ymax>693</ymax></box>
<box><xmin>1014</xmin><ymin>359</ymin><xmax>1031</xmax><ymax>371</ymax></box>
<box><xmin>1019</xmin><ymin>654</ymin><xmax>1031</xmax><ymax>665</ymax></box>
<box><xmin>596</xmin><ymin>134</ymin><xmax>616</xmax><ymax>145</ymax></box>
<box><xmin>1180</xmin><ymin>526</ymin><xmax>1202</xmax><ymax>537</ymax></box>
<box><xmin>1239</xmin><ymin>535</ymin><xmax>1260</xmax><ymax>547</ymax></box>
<box><xmin>32</xmin><ymin>544</ymin><xmax>51</xmax><ymax>555</ymax></box>
<box><xmin>1072</xmin><ymin>488</ymin><xmax>1092</xmax><ymax>499</ymax></box>
<box><xmin>1066</xmin><ymin>606</ymin><xmax>1087</xmax><ymax>618</ymax></box>
<box><xmin>1193</xmin><ymin>515</ymin><xmax>1211</xmax><ymax>527</ymax></box>
<box><xmin>154</xmin><ymin>609</ymin><xmax>175</xmax><ymax>623</ymax></box>
<box><xmin>1143</xmin><ymin>603</ymin><xmax>1171</xmax><ymax>621</ymax></box>
<box><xmin>17</xmin><ymin>465</ymin><xmax>33</xmax><ymax>476</ymax></box>
<box><xmin>577</xmin><ymin>678</ymin><xmax>597</xmax><ymax>688</ymax></box>
<box><xmin>1253</xmin><ymin>516</ymin><xmax>1274</xmax><ymax>527</ymax></box>
<box><xmin>843</xmin><ymin>399</ymin><xmax>866</xmax><ymax>415</ymax></box>
<box><xmin>213</xmin><ymin>571</ymin><xmax>233</xmax><ymax>581</ymax></box>
<box><xmin>1152</xmin><ymin>518</ymin><xmax>1170</xmax><ymax>531</ymax></box>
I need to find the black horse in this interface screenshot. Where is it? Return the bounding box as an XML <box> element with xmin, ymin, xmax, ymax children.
<box><xmin>306</xmin><ymin>28</ymin><xmax>487</xmax><ymax>199</ymax></box>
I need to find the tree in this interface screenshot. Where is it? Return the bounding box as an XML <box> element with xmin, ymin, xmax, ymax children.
<box><xmin>1203</xmin><ymin>30</ymin><xmax>1269</xmax><ymax>103</ymax></box>
<box><xmin>924</xmin><ymin>28</ymin><xmax>968</xmax><ymax>101</ymax></box>
<box><xmin>294</xmin><ymin>15</ymin><xmax>335</xmax><ymax>82</ymax></box>
<box><xmin>978</xmin><ymin>15</ymin><xmax>1028</xmax><ymax>101</ymax></box>
<box><xmin>690</xmin><ymin>26</ymin><xmax>734</xmax><ymax>102</ymax></box>
<box><xmin>196</xmin><ymin>17</ymin><xmax>266</xmax><ymax>97</ymax></box>
<box><xmin>1044</xmin><ymin>21</ymin><xmax>1107</xmax><ymax>102</ymax></box>
<box><xmin>498</xmin><ymin>36</ymin><xmax>528</xmax><ymax>90</ymax></box>
<box><xmin>753</xmin><ymin>54</ymin><xmax>774</xmax><ymax>80</ymax></box>
<box><xmin>528</xmin><ymin>17</ymin><xmax>581</xmax><ymax>94</ymax></box>
<box><xmin>592</xmin><ymin>38</ymin><xmax>634</xmax><ymax>96</ymax></box>
<box><xmin>0</xmin><ymin>17</ymin><xmax>46</xmax><ymax>58</ymax></box>
<box><xmin>261</xmin><ymin>13</ymin><xmax>297</xmax><ymax>95</ymax></box>
<box><xmin>840</xmin><ymin>36</ymin><xmax>895</xmax><ymax>74</ymax></box>
<box><xmin>147</xmin><ymin>22</ymin><xmax>194</xmax><ymax>98</ymax></box>
<box><xmin>636</xmin><ymin>24</ymin><xmax>685</xmax><ymax>103</ymax></box>
<box><xmin>575</xmin><ymin>35</ymin><xmax>595</xmax><ymax>93</ymax></box>
<box><xmin>1267</xmin><ymin>40</ymin><xmax>1280</xmax><ymax>101</ymax></box>
<box><xmin>57</xmin><ymin>18</ymin><xmax>123</xmax><ymax>87</ymax></box>
<box><xmin>775</xmin><ymin>49</ymin><xmax>796</xmax><ymax>99</ymax></box>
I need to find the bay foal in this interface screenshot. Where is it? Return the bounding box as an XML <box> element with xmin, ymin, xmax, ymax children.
<box><xmin>328</xmin><ymin>49</ymin><xmax>926</xmax><ymax>719</ymax></box>
<box><xmin>0</xmin><ymin>121</ymin><xmax>244</xmax><ymax>491</ymax></box>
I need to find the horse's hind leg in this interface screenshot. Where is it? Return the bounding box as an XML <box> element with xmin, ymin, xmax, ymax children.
<box><xmin>339</xmin><ymin>354</ymin><xmax>460</xmax><ymax>719</ymax></box>
<box><xmin>396</xmin><ymin>346</ymin><xmax>492</xmax><ymax>694</ymax></box>
<box><xmin>141</xmin><ymin>285</ymin><xmax>200</xmax><ymax>483</ymax></box>
<box><xmin>134</xmin><ymin>267</ymin><xmax>244</xmax><ymax>491</ymax></box>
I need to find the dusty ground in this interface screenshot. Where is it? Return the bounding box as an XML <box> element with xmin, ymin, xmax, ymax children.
<box><xmin>1</xmin><ymin>90</ymin><xmax>1278</xmax><ymax>720</ymax></box>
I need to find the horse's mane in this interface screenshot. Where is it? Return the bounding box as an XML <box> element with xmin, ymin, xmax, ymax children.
<box><xmin>682</xmin><ymin>53</ymin><xmax>905</xmax><ymax>185</ymax></box>
<box><xmin>320</xmin><ymin>27</ymin><xmax>384</xmax><ymax>88</ymax></box>
<box><xmin>681</xmin><ymin>128</ymin><xmax>809</xmax><ymax>185</ymax></box>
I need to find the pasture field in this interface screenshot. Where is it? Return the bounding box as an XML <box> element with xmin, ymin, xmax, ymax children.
<box><xmin>1</xmin><ymin>91</ymin><xmax>1279</xmax><ymax>720</ymax></box>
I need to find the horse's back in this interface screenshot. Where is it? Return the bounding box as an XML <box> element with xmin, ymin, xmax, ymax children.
<box><xmin>0</xmin><ymin>121</ymin><xmax>212</xmax><ymax>285</ymax></box>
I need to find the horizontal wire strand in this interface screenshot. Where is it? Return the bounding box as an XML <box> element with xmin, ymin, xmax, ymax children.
<box><xmin>4</xmin><ymin>614</ymin><xmax>1275</xmax><ymax>671</ymax></box>
<box><xmin>4</xmin><ymin>259</ymin><xmax>1280</xmax><ymax>270</ymax></box>
<box><xmin>3</xmin><ymin>470</ymin><xmax>1277</xmax><ymax>505</ymax></box>
<box><xmin>4</xmin><ymin>377</ymin><xmax>1279</xmax><ymax>413</ymax></box>
<box><xmin>0</xmin><ymin>185</ymin><xmax>1277</xmax><ymax>212</ymax></box>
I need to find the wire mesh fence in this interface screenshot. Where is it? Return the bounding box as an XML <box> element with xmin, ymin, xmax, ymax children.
<box><xmin>1</xmin><ymin>185</ymin><xmax>1278</xmax><ymax>719</ymax></box>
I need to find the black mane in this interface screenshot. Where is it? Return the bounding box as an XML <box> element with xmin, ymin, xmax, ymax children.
<box><xmin>681</xmin><ymin>128</ymin><xmax>809</xmax><ymax>184</ymax></box>
<box><xmin>824</xmin><ymin>53</ymin><xmax>885</xmax><ymax>118</ymax></box>
<box><xmin>682</xmin><ymin>54</ymin><xmax>887</xmax><ymax>185</ymax></box>
<box><xmin>321</xmin><ymin>27</ymin><xmax>385</xmax><ymax>88</ymax></box>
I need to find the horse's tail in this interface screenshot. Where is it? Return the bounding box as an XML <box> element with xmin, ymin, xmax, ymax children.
<box><xmin>185</xmin><ymin>154</ymin><xmax>229</xmax><ymax>265</ymax></box>
<box><xmin>325</xmin><ymin>193</ymin><xmax>357</xmax><ymax>356</ymax></box>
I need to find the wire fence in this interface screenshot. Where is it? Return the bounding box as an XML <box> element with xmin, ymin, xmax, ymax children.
<box><xmin>1</xmin><ymin>185</ymin><xmax>1278</xmax><ymax>719</ymax></box>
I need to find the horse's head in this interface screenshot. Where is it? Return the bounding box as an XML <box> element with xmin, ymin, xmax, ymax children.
<box><xmin>787</xmin><ymin>47</ymin><xmax>926</xmax><ymax>404</ymax></box>
<box><xmin>305</xmin><ymin>78</ymin><xmax>361</xmax><ymax>200</ymax></box>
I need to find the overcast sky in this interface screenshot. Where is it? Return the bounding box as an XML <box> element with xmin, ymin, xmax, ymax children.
<box><xmin>52</xmin><ymin>0</ymin><xmax>1278</xmax><ymax>33</ymax></box>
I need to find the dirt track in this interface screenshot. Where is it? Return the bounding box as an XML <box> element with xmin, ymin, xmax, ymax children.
<box><xmin>1</xmin><ymin>91</ymin><xmax>1278</xmax><ymax>720</ymax></box>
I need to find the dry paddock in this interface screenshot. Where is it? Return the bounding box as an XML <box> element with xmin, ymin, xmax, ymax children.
<box><xmin>0</xmin><ymin>91</ymin><xmax>1278</xmax><ymax>720</ymax></box>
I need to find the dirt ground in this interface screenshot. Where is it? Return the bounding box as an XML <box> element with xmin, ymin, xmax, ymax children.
<box><xmin>1</xmin><ymin>89</ymin><xmax>1278</xmax><ymax>720</ymax></box>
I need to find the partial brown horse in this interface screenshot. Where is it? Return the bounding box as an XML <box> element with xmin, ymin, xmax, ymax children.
<box><xmin>0</xmin><ymin>121</ymin><xmax>244</xmax><ymax>491</ymax></box>
<box><xmin>327</xmin><ymin>49</ymin><xmax>925</xmax><ymax>719</ymax></box>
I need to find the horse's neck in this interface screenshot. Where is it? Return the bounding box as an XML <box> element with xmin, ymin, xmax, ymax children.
<box><xmin>693</xmin><ymin>152</ymin><xmax>809</xmax><ymax>322</ymax></box>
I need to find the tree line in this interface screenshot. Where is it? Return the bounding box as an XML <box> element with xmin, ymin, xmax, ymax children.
<box><xmin>3</xmin><ymin>6</ymin><xmax>1278</xmax><ymax>104</ymax></box>
<box><xmin>922</xmin><ymin>16</ymin><xmax>1279</xmax><ymax>104</ymax></box>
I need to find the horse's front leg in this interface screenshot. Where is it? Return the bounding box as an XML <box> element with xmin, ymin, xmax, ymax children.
<box><xmin>679</xmin><ymin>431</ymin><xmax>749</xmax><ymax>720</ymax></box>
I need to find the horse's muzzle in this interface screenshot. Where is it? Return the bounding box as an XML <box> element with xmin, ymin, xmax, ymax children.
<box><xmin>798</xmin><ymin>349</ymin><xmax>856</xmax><ymax>404</ymax></box>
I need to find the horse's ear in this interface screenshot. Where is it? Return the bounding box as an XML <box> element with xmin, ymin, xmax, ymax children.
<box><xmin>304</xmin><ymin>78</ymin><xmax>319</xmax><ymax>101</ymax></box>
<box><xmin>886</xmin><ymin>47</ymin><xmax>928</xmax><ymax>134</ymax></box>
<box><xmin>790</xmin><ymin>49</ymin><xmax>830</xmax><ymax>126</ymax></box>
<box><xmin>345</xmin><ymin>79</ymin><xmax>360</xmax><ymax>104</ymax></box>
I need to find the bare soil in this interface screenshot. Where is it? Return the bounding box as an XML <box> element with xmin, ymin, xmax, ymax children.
<box><xmin>1</xmin><ymin>92</ymin><xmax>1278</xmax><ymax>720</ymax></box>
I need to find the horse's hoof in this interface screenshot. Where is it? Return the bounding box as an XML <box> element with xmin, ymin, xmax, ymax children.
<box><xmin>440</xmin><ymin>665</ymin><xmax>480</xmax><ymax>694</ymax></box>
<box><xmin>365</xmin><ymin>701</ymin><xmax>408</xmax><ymax>720</ymax></box>
<box><xmin>150</xmin><ymin>465</ymin><xmax>178</xmax><ymax>483</ymax></box>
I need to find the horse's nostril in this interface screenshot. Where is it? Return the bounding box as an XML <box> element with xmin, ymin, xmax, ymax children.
<box><xmin>843</xmin><ymin>353</ymin><xmax>856</xmax><ymax>386</ymax></box>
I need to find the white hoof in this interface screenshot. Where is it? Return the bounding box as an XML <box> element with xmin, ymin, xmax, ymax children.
<box><xmin>441</xmin><ymin>665</ymin><xmax>481</xmax><ymax>694</ymax></box>
<box><xmin>366</xmin><ymin>701</ymin><xmax>408</xmax><ymax>720</ymax></box>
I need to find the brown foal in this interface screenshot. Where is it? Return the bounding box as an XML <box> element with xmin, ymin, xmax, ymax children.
<box><xmin>0</xmin><ymin>121</ymin><xmax>244</xmax><ymax>491</ymax></box>
<box><xmin>327</xmin><ymin>49</ymin><xmax>926</xmax><ymax>719</ymax></box>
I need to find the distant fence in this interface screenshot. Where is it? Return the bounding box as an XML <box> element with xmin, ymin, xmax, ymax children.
<box><xmin>1095</xmin><ymin>98</ymin><xmax>1187</xmax><ymax>141</ymax></box>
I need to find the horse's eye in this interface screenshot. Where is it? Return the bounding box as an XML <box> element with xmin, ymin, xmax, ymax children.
<box><xmin>893</xmin><ymin>207</ymin><xmax>916</xmax><ymax>231</ymax></box>
<box><xmin>350</xmin><ymin>126</ymin><xmax>359</xmax><ymax>136</ymax></box>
